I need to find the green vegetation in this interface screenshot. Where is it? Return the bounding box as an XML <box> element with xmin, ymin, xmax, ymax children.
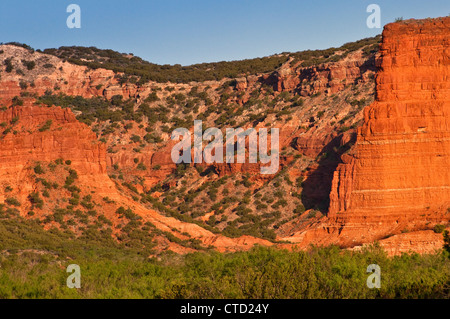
<box><xmin>42</xmin><ymin>35</ymin><xmax>380</xmax><ymax>84</ymax></box>
<box><xmin>34</xmin><ymin>163</ymin><xmax>45</xmax><ymax>174</ymax></box>
<box><xmin>43</xmin><ymin>46</ymin><xmax>289</xmax><ymax>84</ymax></box>
<box><xmin>444</xmin><ymin>230</ymin><xmax>450</xmax><ymax>254</ymax></box>
<box><xmin>3</xmin><ymin>58</ymin><xmax>13</xmax><ymax>73</ymax></box>
<box><xmin>434</xmin><ymin>224</ymin><xmax>446</xmax><ymax>234</ymax></box>
<box><xmin>36</xmin><ymin>93</ymin><xmax>140</xmax><ymax>126</ymax></box>
<box><xmin>28</xmin><ymin>192</ymin><xmax>44</xmax><ymax>209</ymax></box>
<box><xmin>5</xmin><ymin>197</ymin><xmax>20</xmax><ymax>207</ymax></box>
<box><xmin>0</xmin><ymin>223</ymin><xmax>448</xmax><ymax>299</ymax></box>
<box><xmin>11</xmin><ymin>97</ymin><xmax>23</xmax><ymax>107</ymax></box>
<box><xmin>291</xmin><ymin>35</ymin><xmax>381</xmax><ymax>66</ymax></box>
<box><xmin>38</xmin><ymin>120</ymin><xmax>53</xmax><ymax>132</ymax></box>
<box><xmin>21</xmin><ymin>60</ymin><xmax>36</xmax><ymax>71</ymax></box>
<box><xmin>136</xmin><ymin>163</ymin><xmax>147</xmax><ymax>171</ymax></box>
<box><xmin>4</xmin><ymin>42</ymin><xmax>35</xmax><ymax>53</ymax></box>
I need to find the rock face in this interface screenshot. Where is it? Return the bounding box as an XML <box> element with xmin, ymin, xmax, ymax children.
<box><xmin>266</xmin><ymin>54</ymin><xmax>376</xmax><ymax>96</ymax></box>
<box><xmin>322</xmin><ymin>18</ymin><xmax>450</xmax><ymax>248</ymax></box>
<box><xmin>330</xmin><ymin>17</ymin><xmax>450</xmax><ymax>215</ymax></box>
<box><xmin>0</xmin><ymin>105</ymin><xmax>106</xmax><ymax>174</ymax></box>
<box><xmin>0</xmin><ymin>104</ymin><xmax>115</xmax><ymax>202</ymax></box>
<box><xmin>0</xmin><ymin>44</ymin><xmax>132</xmax><ymax>106</ymax></box>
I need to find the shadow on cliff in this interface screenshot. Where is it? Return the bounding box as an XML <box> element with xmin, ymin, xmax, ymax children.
<box><xmin>299</xmin><ymin>133</ymin><xmax>356</xmax><ymax>215</ymax></box>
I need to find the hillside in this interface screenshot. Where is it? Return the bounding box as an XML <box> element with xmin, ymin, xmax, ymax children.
<box><xmin>42</xmin><ymin>35</ymin><xmax>380</xmax><ymax>83</ymax></box>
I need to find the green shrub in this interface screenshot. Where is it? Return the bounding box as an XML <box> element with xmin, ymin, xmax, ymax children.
<box><xmin>444</xmin><ymin>230</ymin><xmax>450</xmax><ymax>255</ymax></box>
<box><xmin>5</xmin><ymin>197</ymin><xmax>21</xmax><ymax>207</ymax></box>
<box><xmin>136</xmin><ymin>163</ymin><xmax>147</xmax><ymax>170</ymax></box>
<box><xmin>28</xmin><ymin>192</ymin><xmax>43</xmax><ymax>209</ymax></box>
<box><xmin>294</xmin><ymin>204</ymin><xmax>306</xmax><ymax>214</ymax></box>
<box><xmin>4</xmin><ymin>58</ymin><xmax>13</xmax><ymax>73</ymax></box>
<box><xmin>22</xmin><ymin>60</ymin><xmax>36</xmax><ymax>70</ymax></box>
<box><xmin>69</xmin><ymin>198</ymin><xmax>79</xmax><ymax>206</ymax></box>
<box><xmin>34</xmin><ymin>164</ymin><xmax>45</xmax><ymax>174</ymax></box>
<box><xmin>38</xmin><ymin>120</ymin><xmax>53</xmax><ymax>132</ymax></box>
<box><xmin>11</xmin><ymin>94</ymin><xmax>24</xmax><ymax>107</ymax></box>
<box><xmin>307</xmin><ymin>210</ymin><xmax>317</xmax><ymax>219</ymax></box>
<box><xmin>434</xmin><ymin>224</ymin><xmax>446</xmax><ymax>234</ymax></box>
<box><xmin>130</xmin><ymin>135</ymin><xmax>141</xmax><ymax>143</ymax></box>
<box><xmin>19</xmin><ymin>81</ymin><xmax>28</xmax><ymax>90</ymax></box>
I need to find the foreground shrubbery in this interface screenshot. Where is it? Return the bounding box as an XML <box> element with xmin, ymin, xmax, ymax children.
<box><xmin>0</xmin><ymin>218</ymin><xmax>448</xmax><ymax>299</ymax></box>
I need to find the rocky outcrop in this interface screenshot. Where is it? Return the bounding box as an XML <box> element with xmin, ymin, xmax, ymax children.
<box><xmin>0</xmin><ymin>44</ymin><xmax>134</xmax><ymax>105</ymax></box>
<box><xmin>0</xmin><ymin>103</ymin><xmax>115</xmax><ymax>201</ymax></box>
<box><xmin>329</xmin><ymin>17</ymin><xmax>450</xmax><ymax>216</ymax></box>
<box><xmin>279</xmin><ymin>18</ymin><xmax>450</xmax><ymax>255</ymax></box>
<box><xmin>265</xmin><ymin>53</ymin><xmax>376</xmax><ymax>96</ymax></box>
<box><xmin>324</xmin><ymin>18</ymin><xmax>450</xmax><ymax>247</ymax></box>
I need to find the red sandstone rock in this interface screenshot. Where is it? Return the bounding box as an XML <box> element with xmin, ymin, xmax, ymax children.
<box><xmin>330</xmin><ymin>17</ymin><xmax>450</xmax><ymax>216</ymax></box>
<box><xmin>282</xmin><ymin>17</ymin><xmax>450</xmax><ymax>252</ymax></box>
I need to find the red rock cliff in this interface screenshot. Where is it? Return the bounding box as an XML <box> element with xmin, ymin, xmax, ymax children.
<box><xmin>329</xmin><ymin>17</ymin><xmax>450</xmax><ymax>216</ymax></box>
<box><xmin>280</xmin><ymin>18</ymin><xmax>450</xmax><ymax>253</ymax></box>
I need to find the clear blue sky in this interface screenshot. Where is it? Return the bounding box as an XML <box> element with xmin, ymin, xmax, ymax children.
<box><xmin>0</xmin><ymin>0</ymin><xmax>448</xmax><ymax>66</ymax></box>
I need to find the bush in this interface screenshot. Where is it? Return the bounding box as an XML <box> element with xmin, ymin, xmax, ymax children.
<box><xmin>5</xmin><ymin>197</ymin><xmax>21</xmax><ymax>207</ymax></box>
<box><xmin>28</xmin><ymin>192</ymin><xmax>43</xmax><ymax>209</ymax></box>
<box><xmin>34</xmin><ymin>164</ymin><xmax>45</xmax><ymax>174</ymax></box>
<box><xmin>19</xmin><ymin>81</ymin><xmax>28</xmax><ymax>90</ymax></box>
<box><xmin>434</xmin><ymin>224</ymin><xmax>446</xmax><ymax>234</ymax></box>
<box><xmin>22</xmin><ymin>60</ymin><xmax>36</xmax><ymax>70</ymax></box>
<box><xmin>38</xmin><ymin>120</ymin><xmax>53</xmax><ymax>132</ymax></box>
<box><xmin>11</xmin><ymin>97</ymin><xmax>23</xmax><ymax>107</ymax></box>
<box><xmin>294</xmin><ymin>204</ymin><xmax>306</xmax><ymax>214</ymax></box>
<box><xmin>65</xmin><ymin>169</ymin><xmax>78</xmax><ymax>186</ymax></box>
<box><xmin>69</xmin><ymin>198</ymin><xmax>79</xmax><ymax>206</ymax></box>
<box><xmin>116</xmin><ymin>206</ymin><xmax>140</xmax><ymax>220</ymax></box>
<box><xmin>444</xmin><ymin>230</ymin><xmax>450</xmax><ymax>254</ymax></box>
<box><xmin>4</xmin><ymin>58</ymin><xmax>13</xmax><ymax>73</ymax></box>
<box><xmin>307</xmin><ymin>210</ymin><xmax>317</xmax><ymax>219</ymax></box>
<box><xmin>136</xmin><ymin>163</ymin><xmax>147</xmax><ymax>171</ymax></box>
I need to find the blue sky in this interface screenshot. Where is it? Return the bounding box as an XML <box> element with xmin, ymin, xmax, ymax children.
<box><xmin>0</xmin><ymin>0</ymin><xmax>448</xmax><ymax>65</ymax></box>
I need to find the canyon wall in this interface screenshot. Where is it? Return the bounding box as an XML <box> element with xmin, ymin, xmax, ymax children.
<box><xmin>279</xmin><ymin>18</ymin><xmax>450</xmax><ymax>254</ymax></box>
<box><xmin>329</xmin><ymin>17</ymin><xmax>450</xmax><ymax>215</ymax></box>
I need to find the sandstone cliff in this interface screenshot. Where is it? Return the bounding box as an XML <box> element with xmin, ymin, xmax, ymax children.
<box><xmin>281</xmin><ymin>17</ymin><xmax>450</xmax><ymax>253</ymax></box>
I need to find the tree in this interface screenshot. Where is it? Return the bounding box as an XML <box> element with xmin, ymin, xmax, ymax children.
<box><xmin>444</xmin><ymin>230</ymin><xmax>450</xmax><ymax>255</ymax></box>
